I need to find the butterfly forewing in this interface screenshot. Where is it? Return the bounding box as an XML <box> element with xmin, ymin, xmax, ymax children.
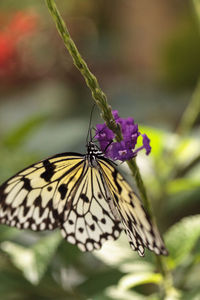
<box><xmin>0</xmin><ymin>154</ymin><xmax>84</xmax><ymax>231</ymax></box>
<box><xmin>98</xmin><ymin>158</ymin><xmax>168</xmax><ymax>256</ymax></box>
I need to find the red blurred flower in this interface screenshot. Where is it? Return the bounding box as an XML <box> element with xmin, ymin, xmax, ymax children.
<box><xmin>0</xmin><ymin>11</ymin><xmax>38</xmax><ymax>76</ymax></box>
<box><xmin>9</xmin><ymin>11</ymin><xmax>38</xmax><ymax>38</ymax></box>
<box><xmin>0</xmin><ymin>33</ymin><xmax>15</xmax><ymax>68</ymax></box>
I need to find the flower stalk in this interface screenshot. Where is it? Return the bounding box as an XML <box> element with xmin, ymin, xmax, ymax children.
<box><xmin>45</xmin><ymin>0</ymin><xmax>173</xmax><ymax>296</ymax></box>
<box><xmin>176</xmin><ymin>78</ymin><xmax>200</xmax><ymax>135</ymax></box>
<box><xmin>45</xmin><ymin>0</ymin><xmax>150</xmax><ymax>209</ymax></box>
<box><xmin>45</xmin><ymin>0</ymin><xmax>122</xmax><ymax>141</ymax></box>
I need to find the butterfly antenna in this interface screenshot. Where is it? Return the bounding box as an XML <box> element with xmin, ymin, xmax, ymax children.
<box><xmin>86</xmin><ymin>104</ymin><xmax>96</xmax><ymax>143</ymax></box>
<box><xmin>91</xmin><ymin>125</ymin><xmax>107</xmax><ymax>142</ymax></box>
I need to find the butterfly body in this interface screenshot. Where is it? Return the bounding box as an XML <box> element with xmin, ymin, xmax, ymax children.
<box><xmin>0</xmin><ymin>142</ymin><xmax>168</xmax><ymax>256</ymax></box>
<box><xmin>85</xmin><ymin>142</ymin><xmax>105</xmax><ymax>168</ymax></box>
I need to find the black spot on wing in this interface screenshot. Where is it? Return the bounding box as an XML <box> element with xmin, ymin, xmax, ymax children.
<box><xmin>40</xmin><ymin>160</ymin><xmax>56</xmax><ymax>182</ymax></box>
<box><xmin>112</xmin><ymin>169</ymin><xmax>122</xmax><ymax>193</ymax></box>
<box><xmin>149</xmin><ymin>227</ymin><xmax>156</xmax><ymax>238</ymax></box>
<box><xmin>58</xmin><ymin>184</ymin><xmax>68</xmax><ymax>200</ymax></box>
<box><xmin>34</xmin><ymin>195</ymin><xmax>42</xmax><ymax>207</ymax></box>
<box><xmin>34</xmin><ymin>195</ymin><xmax>44</xmax><ymax>217</ymax></box>
<box><xmin>92</xmin><ymin>215</ymin><xmax>98</xmax><ymax>222</ymax></box>
<box><xmin>97</xmin><ymin>192</ymin><xmax>102</xmax><ymax>199</ymax></box>
<box><xmin>46</xmin><ymin>198</ymin><xmax>53</xmax><ymax>210</ymax></box>
<box><xmin>101</xmin><ymin>218</ymin><xmax>106</xmax><ymax>224</ymax></box>
<box><xmin>80</xmin><ymin>194</ymin><xmax>89</xmax><ymax>203</ymax></box>
<box><xmin>22</xmin><ymin>178</ymin><xmax>32</xmax><ymax>191</ymax></box>
<box><xmin>90</xmin><ymin>224</ymin><xmax>95</xmax><ymax>231</ymax></box>
<box><xmin>0</xmin><ymin>186</ymin><xmax>7</xmax><ymax>206</ymax></box>
<box><xmin>23</xmin><ymin>204</ymin><xmax>30</xmax><ymax>216</ymax></box>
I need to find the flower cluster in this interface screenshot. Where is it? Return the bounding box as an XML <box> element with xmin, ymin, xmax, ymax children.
<box><xmin>96</xmin><ymin>110</ymin><xmax>151</xmax><ymax>161</ymax></box>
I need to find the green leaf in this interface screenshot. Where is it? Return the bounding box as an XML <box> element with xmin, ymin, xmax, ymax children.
<box><xmin>0</xmin><ymin>226</ymin><xmax>19</xmax><ymax>242</ymax></box>
<box><xmin>139</xmin><ymin>126</ymin><xmax>166</xmax><ymax>158</ymax></box>
<box><xmin>78</xmin><ymin>269</ymin><xmax>123</xmax><ymax>297</ymax></box>
<box><xmin>118</xmin><ymin>272</ymin><xmax>162</xmax><ymax>290</ymax></box>
<box><xmin>3</xmin><ymin>114</ymin><xmax>48</xmax><ymax>149</ymax></box>
<box><xmin>0</xmin><ymin>270</ymin><xmax>32</xmax><ymax>295</ymax></box>
<box><xmin>1</xmin><ymin>232</ymin><xmax>62</xmax><ymax>284</ymax></box>
<box><xmin>167</xmin><ymin>178</ymin><xmax>200</xmax><ymax>194</ymax></box>
<box><xmin>164</xmin><ymin>288</ymin><xmax>182</xmax><ymax>300</ymax></box>
<box><xmin>193</xmin><ymin>0</ymin><xmax>200</xmax><ymax>29</ymax></box>
<box><xmin>165</xmin><ymin>215</ymin><xmax>200</xmax><ymax>269</ymax></box>
<box><xmin>93</xmin><ymin>234</ymin><xmax>150</xmax><ymax>269</ymax></box>
<box><xmin>105</xmin><ymin>285</ymin><xmax>149</xmax><ymax>300</ymax></box>
<box><xmin>31</xmin><ymin>232</ymin><xmax>62</xmax><ymax>280</ymax></box>
<box><xmin>173</xmin><ymin>135</ymin><xmax>200</xmax><ymax>165</ymax></box>
<box><xmin>93</xmin><ymin>235</ymin><xmax>137</xmax><ymax>266</ymax></box>
<box><xmin>182</xmin><ymin>287</ymin><xmax>200</xmax><ymax>300</ymax></box>
<box><xmin>0</xmin><ymin>148</ymin><xmax>40</xmax><ymax>183</ymax></box>
<box><xmin>166</xmin><ymin>187</ymin><xmax>200</xmax><ymax>218</ymax></box>
<box><xmin>93</xmin><ymin>234</ymin><xmax>155</xmax><ymax>273</ymax></box>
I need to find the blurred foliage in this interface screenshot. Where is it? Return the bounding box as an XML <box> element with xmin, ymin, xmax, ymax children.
<box><xmin>160</xmin><ymin>12</ymin><xmax>200</xmax><ymax>89</ymax></box>
<box><xmin>0</xmin><ymin>84</ymin><xmax>199</xmax><ymax>300</ymax></box>
<box><xmin>0</xmin><ymin>0</ymin><xmax>200</xmax><ymax>300</ymax></box>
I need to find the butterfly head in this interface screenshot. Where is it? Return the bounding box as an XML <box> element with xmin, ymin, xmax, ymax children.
<box><xmin>86</xmin><ymin>142</ymin><xmax>104</xmax><ymax>167</ymax></box>
<box><xmin>86</xmin><ymin>142</ymin><xmax>103</xmax><ymax>156</ymax></box>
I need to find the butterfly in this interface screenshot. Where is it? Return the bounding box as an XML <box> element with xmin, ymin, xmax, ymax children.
<box><xmin>0</xmin><ymin>141</ymin><xmax>168</xmax><ymax>256</ymax></box>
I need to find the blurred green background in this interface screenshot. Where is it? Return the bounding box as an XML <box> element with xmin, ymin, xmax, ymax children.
<box><xmin>0</xmin><ymin>0</ymin><xmax>200</xmax><ymax>299</ymax></box>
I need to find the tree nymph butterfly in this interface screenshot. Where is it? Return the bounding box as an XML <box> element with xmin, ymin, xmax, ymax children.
<box><xmin>0</xmin><ymin>140</ymin><xmax>168</xmax><ymax>256</ymax></box>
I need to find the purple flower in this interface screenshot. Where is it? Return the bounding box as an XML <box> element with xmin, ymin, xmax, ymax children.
<box><xmin>111</xmin><ymin>141</ymin><xmax>134</xmax><ymax>161</ymax></box>
<box><xmin>95</xmin><ymin>110</ymin><xmax>151</xmax><ymax>161</ymax></box>
<box><xmin>112</xmin><ymin>110</ymin><xmax>119</xmax><ymax>120</ymax></box>
<box><xmin>142</xmin><ymin>134</ymin><xmax>151</xmax><ymax>155</ymax></box>
<box><xmin>96</xmin><ymin>124</ymin><xmax>114</xmax><ymax>153</ymax></box>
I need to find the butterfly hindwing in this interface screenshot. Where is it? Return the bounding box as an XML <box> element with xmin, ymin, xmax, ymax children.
<box><xmin>98</xmin><ymin>158</ymin><xmax>168</xmax><ymax>256</ymax></box>
<box><xmin>61</xmin><ymin>162</ymin><xmax>122</xmax><ymax>251</ymax></box>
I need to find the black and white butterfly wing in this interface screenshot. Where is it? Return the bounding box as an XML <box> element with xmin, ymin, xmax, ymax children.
<box><xmin>0</xmin><ymin>149</ymin><xmax>167</xmax><ymax>256</ymax></box>
<box><xmin>98</xmin><ymin>158</ymin><xmax>168</xmax><ymax>257</ymax></box>
<box><xmin>61</xmin><ymin>162</ymin><xmax>122</xmax><ymax>251</ymax></box>
<box><xmin>0</xmin><ymin>154</ymin><xmax>85</xmax><ymax>231</ymax></box>
<box><xmin>0</xmin><ymin>153</ymin><xmax>122</xmax><ymax>251</ymax></box>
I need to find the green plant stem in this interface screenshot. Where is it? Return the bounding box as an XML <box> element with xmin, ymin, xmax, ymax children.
<box><xmin>172</xmin><ymin>153</ymin><xmax>200</xmax><ymax>179</ymax></box>
<box><xmin>45</xmin><ymin>0</ymin><xmax>122</xmax><ymax>141</ymax></box>
<box><xmin>155</xmin><ymin>256</ymin><xmax>180</xmax><ymax>299</ymax></box>
<box><xmin>45</xmin><ymin>0</ymin><xmax>150</xmax><ymax>209</ymax></box>
<box><xmin>127</xmin><ymin>159</ymin><xmax>152</xmax><ymax>215</ymax></box>
<box><xmin>176</xmin><ymin>78</ymin><xmax>200</xmax><ymax>135</ymax></box>
<box><xmin>45</xmin><ymin>0</ymin><xmax>173</xmax><ymax>296</ymax></box>
<box><xmin>193</xmin><ymin>0</ymin><xmax>200</xmax><ymax>30</ymax></box>
<box><xmin>176</xmin><ymin>2</ymin><xmax>200</xmax><ymax>135</ymax></box>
